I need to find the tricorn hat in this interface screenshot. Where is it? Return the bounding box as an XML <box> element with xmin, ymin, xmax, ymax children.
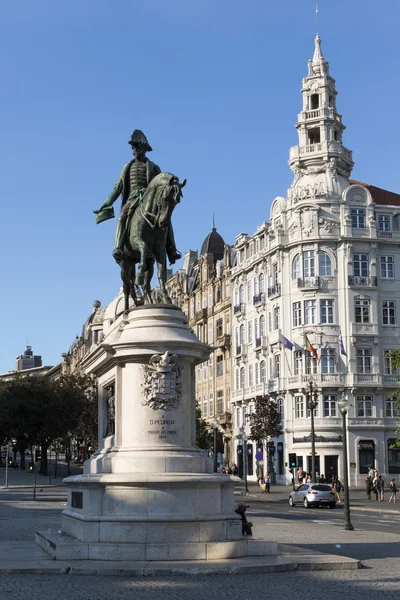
<box><xmin>128</xmin><ymin>129</ymin><xmax>152</xmax><ymax>152</ymax></box>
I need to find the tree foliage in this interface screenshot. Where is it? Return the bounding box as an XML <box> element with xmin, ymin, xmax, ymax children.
<box><xmin>0</xmin><ymin>373</ymin><xmax>97</xmax><ymax>473</ymax></box>
<box><xmin>388</xmin><ymin>351</ymin><xmax>400</xmax><ymax>446</ymax></box>
<box><xmin>248</xmin><ymin>395</ymin><xmax>283</xmax><ymax>443</ymax></box>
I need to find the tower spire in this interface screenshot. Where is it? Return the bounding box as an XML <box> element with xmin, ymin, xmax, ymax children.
<box><xmin>288</xmin><ymin>34</ymin><xmax>354</xmax><ymax>192</ymax></box>
<box><xmin>212</xmin><ymin>213</ymin><xmax>216</xmax><ymax>230</ymax></box>
<box><xmin>316</xmin><ymin>4</ymin><xmax>319</xmax><ymax>36</ymax></box>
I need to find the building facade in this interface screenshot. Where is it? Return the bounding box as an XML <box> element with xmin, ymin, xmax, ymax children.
<box><xmin>231</xmin><ymin>35</ymin><xmax>400</xmax><ymax>486</ymax></box>
<box><xmin>166</xmin><ymin>228</ymin><xmax>235</xmax><ymax>462</ymax></box>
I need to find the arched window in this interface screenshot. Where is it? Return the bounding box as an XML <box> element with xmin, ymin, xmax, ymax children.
<box><xmin>260</xmin><ymin>360</ymin><xmax>266</xmax><ymax>383</ymax></box>
<box><xmin>240</xmin><ymin>367</ymin><xmax>245</xmax><ymax>389</ymax></box>
<box><xmin>259</xmin><ymin>273</ymin><xmax>265</xmax><ymax>294</ymax></box>
<box><xmin>319</xmin><ymin>251</ymin><xmax>332</xmax><ymax>276</ymax></box>
<box><xmin>292</xmin><ymin>254</ymin><xmax>300</xmax><ymax>280</ymax></box>
<box><xmin>247</xmin><ymin>280</ymin><xmax>252</xmax><ymax>302</ymax></box>
<box><xmin>239</xmin><ymin>285</ymin><xmax>245</xmax><ymax>304</ymax></box>
<box><xmin>259</xmin><ymin>315</ymin><xmax>265</xmax><ymax>337</ymax></box>
<box><xmin>254</xmin><ymin>277</ymin><xmax>258</xmax><ymax>295</ymax></box>
<box><xmin>239</xmin><ymin>324</ymin><xmax>244</xmax><ymax>345</ymax></box>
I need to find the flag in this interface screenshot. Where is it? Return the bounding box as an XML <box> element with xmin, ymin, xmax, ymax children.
<box><xmin>338</xmin><ymin>334</ymin><xmax>347</xmax><ymax>357</ymax></box>
<box><xmin>280</xmin><ymin>333</ymin><xmax>294</xmax><ymax>350</ymax></box>
<box><xmin>305</xmin><ymin>335</ymin><xmax>318</xmax><ymax>360</ymax></box>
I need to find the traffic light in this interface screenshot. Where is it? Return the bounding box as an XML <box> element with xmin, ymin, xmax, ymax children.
<box><xmin>8</xmin><ymin>458</ymin><xmax>13</xmax><ymax>466</ymax></box>
<box><xmin>29</xmin><ymin>463</ymin><xmax>34</xmax><ymax>472</ymax></box>
<box><xmin>289</xmin><ymin>453</ymin><xmax>297</xmax><ymax>468</ymax></box>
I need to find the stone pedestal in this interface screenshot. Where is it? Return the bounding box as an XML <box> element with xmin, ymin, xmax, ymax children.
<box><xmin>37</xmin><ymin>306</ymin><xmax>276</xmax><ymax>561</ymax></box>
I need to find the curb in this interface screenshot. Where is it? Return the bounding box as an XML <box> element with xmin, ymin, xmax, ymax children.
<box><xmin>0</xmin><ymin>558</ymin><xmax>361</xmax><ymax>576</ymax></box>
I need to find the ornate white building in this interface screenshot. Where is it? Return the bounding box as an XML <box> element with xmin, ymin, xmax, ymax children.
<box><xmin>231</xmin><ymin>35</ymin><xmax>400</xmax><ymax>486</ymax></box>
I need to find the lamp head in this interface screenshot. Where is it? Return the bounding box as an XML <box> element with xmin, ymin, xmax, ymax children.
<box><xmin>338</xmin><ymin>395</ymin><xmax>349</xmax><ymax>414</ymax></box>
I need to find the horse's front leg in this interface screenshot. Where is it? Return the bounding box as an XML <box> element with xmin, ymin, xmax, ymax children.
<box><xmin>120</xmin><ymin>258</ymin><xmax>133</xmax><ymax>314</ymax></box>
<box><xmin>134</xmin><ymin>241</ymin><xmax>147</xmax><ymax>286</ymax></box>
<box><xmin>154</xmin><ymin>246</ymin><xmax>172</xmax><ymax>304</ymax></box>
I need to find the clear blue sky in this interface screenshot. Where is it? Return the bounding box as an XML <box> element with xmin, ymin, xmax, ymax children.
<box><xmin>0</xmin><ymin>0</ymin><xmax>399</xmax><ymax>372</ymax></box>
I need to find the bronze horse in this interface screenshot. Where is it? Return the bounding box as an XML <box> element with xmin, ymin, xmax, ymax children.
<box><xmin>119</xmin><ymin>172</ymin><xmax>185</xmax><ymax>311</ymax></box>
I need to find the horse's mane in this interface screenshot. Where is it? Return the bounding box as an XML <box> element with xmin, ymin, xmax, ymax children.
<box><xmin>144</xmin><ymin>172</ymin><xmax>176</xmax><ymax>205</ymax></box>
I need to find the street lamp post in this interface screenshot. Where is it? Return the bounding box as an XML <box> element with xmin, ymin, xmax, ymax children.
<box><xmin>67</xmin><ymin>431</ymin><xmax>72</xmax><ymax>476</ymax></box>
<box><xmin>306</xmin><ymin>380</ymin><xmax>318</xmax><ymax>483</ymax></box>
<box><xmin>338</xmin><ymin>394</ymin><xmax>354</xmax><ymax>531</ymax></box>
<box><xmin>238</xmin><ymin>426</ymin><xmax>249</xmax><ymax>494</ymax></box>
<box><xmin>211</xmin><ymin>419</ymin><xmax>220</xmax><ymax>473</ymax></box>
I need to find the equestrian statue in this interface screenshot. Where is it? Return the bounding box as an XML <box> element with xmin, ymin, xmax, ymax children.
<box><xmin>94</xmin><ymin>130</ymin><xmax>185</xmax><ymax>310</ymax></box>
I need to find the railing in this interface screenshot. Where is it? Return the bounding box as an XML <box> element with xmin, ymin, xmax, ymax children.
<box><xmin>289</xmin><ymin>141</ymin><xmax>352</xmax><ymax>161</ymax></box>
<box><xmin>297</xmin><ymin>276</ymin><xmax>319</xmax><ymax>289</ymax></box>
<box><xmin>354</xmin><ymin>374</ymin><xmax>378</xmax><ymax>383</ymax></box>
<box><xmin>348</xmin><ymin>276</ymin><xmax>377</xmax><ymax>287</ymax></box>
<box><xmin>253</xmin><ymin>293</ymin><xmax>265</xmax><ymax>305</ymax></box>
<box><xmin>267</xmin><ymin>284</ymin><xmax>281</xmax><ymax>298</ymax></box>
<box><xmin>383</xmin><ymin>374</ymin><xmax>399</xmax><ymax>385</ymax></box>
<box><xmin>216</xmin><ymin>334</ymin><xmax>231</xmax><ymax>348</ymax></box>
<box><xmin>195</xmin><ymin>308</ymin><xmax>208</xmax><ymax>321</ymax></box>
<box><xmin>378</xmin><ymin>231</ymin><xmax>393</xmax><ymax>238</ymax></box>
<box><xmin>234</xmin><ymin>303</ymin><xmax>244</xmax><ymax>315</ymax></box>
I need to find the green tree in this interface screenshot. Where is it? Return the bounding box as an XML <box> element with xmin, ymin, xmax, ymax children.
<box><xmin>248</xmin><ymin>395</ymin><xmax>283</xmax><ymax>475</ymax></box>
<box><xmin>387</xmin><ymin>351</ymin><xmax>400</xmax><ymax>447</ymax></box>
<box><xmin>196</xmin><ymin>407</ymin><xmax>213</xmax><ymax>450</ymax></box>
<box><xmin>0</xmin><ymin>373</ymin><xmax>97</xmax><ymax>474</ymax></box>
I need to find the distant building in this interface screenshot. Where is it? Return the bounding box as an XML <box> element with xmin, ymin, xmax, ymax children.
<box><xmin>166</xmin><ymin>227</ymin><xmax>235</xmax><ymax>463</ymax></box>
<box><xmin>15</xmin><ymin>346</ymin><xmax>42</xmax><ymax>371</ymax></box>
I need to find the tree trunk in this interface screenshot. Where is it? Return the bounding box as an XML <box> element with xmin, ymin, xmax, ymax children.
<box><xmin>19</xmin><ymin>447</ymin><xmax>26</xmax><ymax>470</ymax></box>
<box><xmin>40</xmin><ymin>443</ymin><xmax>49</xmax><ymax>475</ymax></box>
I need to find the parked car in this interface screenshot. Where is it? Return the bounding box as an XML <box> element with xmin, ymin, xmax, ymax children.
<box><xmin>289</xmin><ymin>483</ymin><xmax>336</xmax><ymax>508</ymax></box>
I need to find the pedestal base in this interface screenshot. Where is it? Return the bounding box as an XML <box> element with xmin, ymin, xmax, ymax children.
<box><xmin>36</xmin><ymin>530</ymin><xmax>277</xmax><ymax>561</ymax></box>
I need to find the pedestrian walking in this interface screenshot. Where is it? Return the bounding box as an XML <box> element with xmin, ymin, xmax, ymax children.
<box><xmin>376</xmin><ymin>475</ymin><xmax>385</xmax><ymax>502</ymax></box>
<box><xmin>389</xmin><ymin>479</ymin><xmax>397</xmax><ymax>503</ymax></box>
<box><xmin>265</xmin><ymin>472</ymin><xmax>271</xmax><ymax>494</ymax></box>
<box><xmin>365</xmin><ymin>476</ymin><xmax>373</xmax><ymax>501</ymax></box>
<box><xmin>333</xmin><ymin>477</ymin><xmax>342</xmax><ymax>502</ymax></box>
<box><xmin>297</xmin><ymin>466</ymin><xmax>304</xmax><ymax>484</ymax></box>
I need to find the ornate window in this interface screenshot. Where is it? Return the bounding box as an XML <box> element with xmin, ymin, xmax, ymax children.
<box><xmin>380</xmin><ymin>256</ymin><xmax>394</xmax><ymax>279</ymax></box>
<box><xmin>259</xmin><ymin>315</ymin><xmax>265</xmax><ymax>337</ymax></box>
<box><xmin>351</xmin><ymin>208</ymin><xmax>366</xmax><ymax>228</ymax></box>
<box><xmin>260</xmin><ymin>360</ymin><xmax>266</xmax><ymax>383</ymax></box>
<box><xmin>355</xmin><ymin>298</ymin><xmax>370</xmax><ymax>323</ymax></box>
<box><xmin>319</xmin><ymin>251</ymin><xmax>332</xmax><ymax>276</ymax></box>
<box><xmin>321</xmin><ymin>349</ymin><xmax>335</xmax><ymax>374</ymax></box>
<box><xmin>292</xmin><ymin>254</ymin><xmax>300</xmax><ymax>280</ymax></box>
<box><xmin>382</xmin><ymin>301</ymin><xmax>396</xmax><ymax>326</ymax></box>
<box><xmin>357</xmin><ymin>395</ymin><xmax>373</xmax><ymax>417</ymax></box>
<box><xmin>357</xmin><ymin>349</ymin><xmax>372</xmax><ymax>374</ymax></box>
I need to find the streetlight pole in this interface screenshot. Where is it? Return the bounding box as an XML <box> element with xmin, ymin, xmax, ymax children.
<box><xmin>338</xmin><ymin>394</ymin><xmax>354</xmax><ymax>531</ymax></box>
<box><xmin>241</xmin><ymin>426</ymin><xmax>249</xmax><ymax>494</ymax></box>
<box><xmin>211</xmin><ymin>418</ymin><xmax>220</xmax><ymax>473</ymax></box>
<box><xmin>67</xmin><ymin>431</ymin><xmax>72</xmax><ymax>476</ymax></box>
<box><xmin>306</xmin><ymin>380</ymin><xmax>318</xmax><ymax>483</ymax></box>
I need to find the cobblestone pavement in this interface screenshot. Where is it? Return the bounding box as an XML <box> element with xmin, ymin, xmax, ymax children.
<box><xmin>0</xmin><ymin>482</ymin><xmax>399</xmax><ymax>597</ymax></box>
<box><xmin>0</xmin><ymin>561</ymin><xmax>399</xmax><ymax>600</ymax></box>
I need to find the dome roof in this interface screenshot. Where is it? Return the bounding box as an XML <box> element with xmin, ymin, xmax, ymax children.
<box><xmin>200</xmin><ymin>228</ymin><xmax>225</xmax><ymax>260</ymax></box>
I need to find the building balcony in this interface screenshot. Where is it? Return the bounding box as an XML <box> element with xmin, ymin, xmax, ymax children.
<box><xmin>353</xmin><ymin>373</ymin><xmax>380</xmax><ymax>385</ymax></box>
<box><xmin>350</xmin><ymin>323</ymin><xmax>379</xmax><ymax>336</ymax></box>
<box><xmin>233</xmin><ymin>303</ymin><xmax>245</xmax><ymax>315</ymax></box>
<box><xmin>267</xmin><ymin>284</ymin><xmax>281</xmax><ymax>298</ymax></box>
<box><xmin>253</xmin><ymin>292</ymin><xmax>266</xmax><ymax>305</ymax></box>
<box><xmin>383</xmin><ymin>374</ymin><xmax>399</xmax><ymax>386</ymax></box>
<box><xmin>216</xmin><ymin>334</ymin><xmax>231</xmax><ymax>349</ymax></box>
<box><xmin>289</xmin><ymin>140</ymin><xmax>353</xmax><ymax>163</ymax></box>
<box><xmin>287</xmin><ymin>373</ymin><xmax>346</xmax><ymax>388</ymax></box>
<box><xmin>378</xmin><ymin>231</ymin><xmax>393</xmax><ymax>239</ymax></box>
<box><xmin>297</xmin><ymin>276</ymin><xmax>319</xmax><ymax>289</ymax></box>
<box><xmin>235</xmin><ymin>345</ymin><xmax>247</xmax><ymax>361</ymax></box>
<box><xmin>297</xmin><ymin>107</ymin><xmax>342</xmax><ymax>123</ymax></box>
<box><xmin>348</xmin><ymin>275</ymin><xmax>377</xmax><ymax>288</ymax></box>
<box><xmin>255</xmin><ymin>336</ymin><xmax>268</xmax><ymax>352</ymax></box>
<box><xmin>195</xmin><ymin>308</ymin><xmax>208</xmax><ymax>322</ymax></box>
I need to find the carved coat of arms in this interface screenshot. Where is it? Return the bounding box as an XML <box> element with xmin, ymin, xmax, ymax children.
<box><xmin>141</xmin><ymin>352</ymin><xmax>183</xmax><ymax>410</ymax></box>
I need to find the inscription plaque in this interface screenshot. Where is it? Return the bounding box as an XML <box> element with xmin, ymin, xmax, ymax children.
<box><xmin>71</xmin><ymin>491</ymin><xmax>83</xmax><ymax>509</ymax></box>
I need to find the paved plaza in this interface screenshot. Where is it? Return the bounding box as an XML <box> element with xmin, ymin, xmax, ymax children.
<box><xmin>0</xmin><ymin>474</ymin><xmax>399</xmax><ymax>597</ymax></box>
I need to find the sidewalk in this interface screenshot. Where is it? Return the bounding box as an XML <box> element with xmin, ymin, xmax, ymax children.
<box><xmin>0</xmin><ymin>462</ymin><xmax>82</xmax><ymax>489</ymax></box>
